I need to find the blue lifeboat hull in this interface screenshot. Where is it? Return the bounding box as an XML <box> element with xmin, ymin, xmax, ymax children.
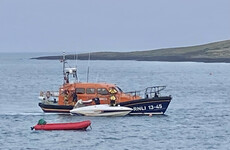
<box><xmin>38</xmin><ymin>96</ymin><xmax>171</xmax><ymax>115</ymax></box>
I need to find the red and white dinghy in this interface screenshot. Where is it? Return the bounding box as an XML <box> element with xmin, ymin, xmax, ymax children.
<box><xmin>32</xmin><ymin>120</ymin><xmax>91</xmax><ymax>130</ymax></box>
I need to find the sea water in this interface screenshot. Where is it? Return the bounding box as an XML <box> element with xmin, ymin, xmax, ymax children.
<box><xmin>0</xmin><ymin>53</ymin><xmax>230</xmax><ymax>150</ymax></box>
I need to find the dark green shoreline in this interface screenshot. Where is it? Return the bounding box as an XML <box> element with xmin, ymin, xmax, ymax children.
<box><xmin>32</xmin><ymin>39</ymin><xmax>230</xmax><ymax>63</ymax></box>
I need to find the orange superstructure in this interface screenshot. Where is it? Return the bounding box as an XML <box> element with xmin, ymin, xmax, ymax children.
<box><xmin>57</xmin><ymin>82</ymin><xmax>141</xmax><ymax>106</ymax></box>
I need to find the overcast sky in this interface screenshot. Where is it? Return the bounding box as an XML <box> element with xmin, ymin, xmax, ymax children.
<box><xmin>0</xmin><ymin>0</ymin><xmax>230</xmax><ymax>53</ymax></box>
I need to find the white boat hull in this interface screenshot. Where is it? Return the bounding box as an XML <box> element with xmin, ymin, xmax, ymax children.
<box><xmin>70</xmin><ymin>104</ymin><xmax>132</xmax><ymax>117</ymax></box>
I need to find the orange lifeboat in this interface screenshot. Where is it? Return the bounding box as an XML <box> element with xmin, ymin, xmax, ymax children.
<box><xmin>38</xmin><ymin>53</ymin><xmax>172</xmax><ymax>115</ymax></box>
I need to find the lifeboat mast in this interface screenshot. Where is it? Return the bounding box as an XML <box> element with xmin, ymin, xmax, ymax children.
<box><xmin>62</xmin><ymin>52</ymin><xmax>78</xmax><ymax>85</ymax></box>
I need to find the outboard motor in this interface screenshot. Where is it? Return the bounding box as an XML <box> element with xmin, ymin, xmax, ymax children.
<box><xmin>93</xmin><ymin>97</ymin><xmax>100</xmax><ymax>105</ymax></box>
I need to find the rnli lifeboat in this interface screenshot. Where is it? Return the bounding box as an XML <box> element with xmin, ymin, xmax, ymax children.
<box><xmin>38</xmin><ymin>53</ymin><xmax>172</xmax><ymax>115</ymax></box>
<box><xmin>31</xmin><ymin>119</ymin><xmax>91</xmax><ymax>130</ymax></box>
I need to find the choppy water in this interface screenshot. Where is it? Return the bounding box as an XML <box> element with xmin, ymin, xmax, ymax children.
<box><xmin>0</xmin><ymin>53</ymin><xmax>230</xmax><ymax>150</ymax></box>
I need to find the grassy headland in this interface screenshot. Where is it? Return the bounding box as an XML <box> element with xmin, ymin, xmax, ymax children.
<box><xmin>32</xmin><ymin>39</ymin><xmax>230</xmax><ymax>63</ymax></box>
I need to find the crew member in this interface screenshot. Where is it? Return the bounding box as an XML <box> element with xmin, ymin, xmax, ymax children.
<box><xmin>109</xmin><ymin>88</ymin><xmax>117</xmax><ymax>94</ymax></box>
<box><xmin>110</xmin><ymin>95</ymin><xmax>116</xmax><ymax>106</ymax></box>
<box><xmin>72</xmin><ymin>91</ymin><xmax>78</xmax><ymax>104</ymax></box>
<box><xmin>64</xmin><ymin>90</ymin><xmax>69</xmax><ymax>105</ymax></box>
<box><xmin>93</xmin><ymin>97</ymin><xmax>100</xmax><ymax>105</ymax></box>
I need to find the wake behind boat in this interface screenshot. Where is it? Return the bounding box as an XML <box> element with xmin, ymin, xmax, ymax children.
<box><xmin>70</xmin><ymin>100</ymin><xmax>132</xmax><ymax>116</ymax></box>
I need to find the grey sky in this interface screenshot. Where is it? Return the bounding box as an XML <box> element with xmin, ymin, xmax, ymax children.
<box><xmin>0</xmin><ymin>0</ymin><xmax>230</xmax><ymax>53</ymax></box>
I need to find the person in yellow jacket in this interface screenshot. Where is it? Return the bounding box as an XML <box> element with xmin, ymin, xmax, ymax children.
<box><xmin>64</xmin><ymin>90</ymin><xmax>69</xmax><ymax>105</ymax></box>
<box><xmin>109</xmin><ymin>88</ymin><xmax>117</xmax><ymax>94</ymax></box>
<box><xmin>110</xmin><ymin>95</ymin><xmax>116</xmax><ymax>106</ymax></box>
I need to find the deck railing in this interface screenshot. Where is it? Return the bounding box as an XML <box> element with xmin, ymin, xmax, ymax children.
<box><xmin>125</xmin><ymin>86</ymin><xmax>167</xmax><ymax>98</ymax></box>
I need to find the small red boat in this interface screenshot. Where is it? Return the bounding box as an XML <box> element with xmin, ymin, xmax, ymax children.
<box><xmin>32</xmin><ymin>120</ymin><xmax>91</xmax><ymax>130</ymax></box>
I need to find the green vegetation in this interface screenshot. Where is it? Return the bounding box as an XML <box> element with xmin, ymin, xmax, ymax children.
<box><xmin>32</xmin><ymin>39</ymin><xmax>230</xmax><ymax>63</ymax></box>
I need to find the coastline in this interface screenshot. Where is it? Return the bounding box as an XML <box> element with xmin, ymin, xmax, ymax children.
<box><xmin>31</xmin><ymin>54</ymin><xmax>230</xmax><ymax>63</ymax></box>
<box><xmin>31</xmin><ymin>39</ymin><xmax>230</xmax><ymax>63</ymax></box>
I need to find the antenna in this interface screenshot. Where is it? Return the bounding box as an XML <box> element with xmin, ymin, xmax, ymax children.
<box><xmin>86</xmin><ymin>52</ymin><xmax>90</xmax><ymax>82</ymax></box>
<box><xmin>74</xmin><ymin>51</ymin><xmax>78</xmax><ymax>68</ymax></box>
<box><xmin>62</xmin><ymin>52</ymin><xmax>67</xmax><ymax>85</ymax></box>
<box><xmin>74</xmin><ymin>51</ymin><xmax>79</xmax><ymax>82</ymax></box>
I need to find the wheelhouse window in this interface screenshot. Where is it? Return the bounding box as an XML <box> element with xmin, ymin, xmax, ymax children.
<box><xmin>115</xmin><ymin>86</ymin><xmax>123</xmax><ymax>92</ymax></box>
<box><xmin>97</xmin><ymin>88</ymin><xmax>109</xmax><ymax>95</ymax></box>
<box><xmin>86</xmin><ymin>88</ymin><xmax>96</xmax><ymax>94</ymax></box>
<box><xmin>75</xmin><ymin>88</ymin><xmax>85</xmax><ymax>94</ymax></box>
